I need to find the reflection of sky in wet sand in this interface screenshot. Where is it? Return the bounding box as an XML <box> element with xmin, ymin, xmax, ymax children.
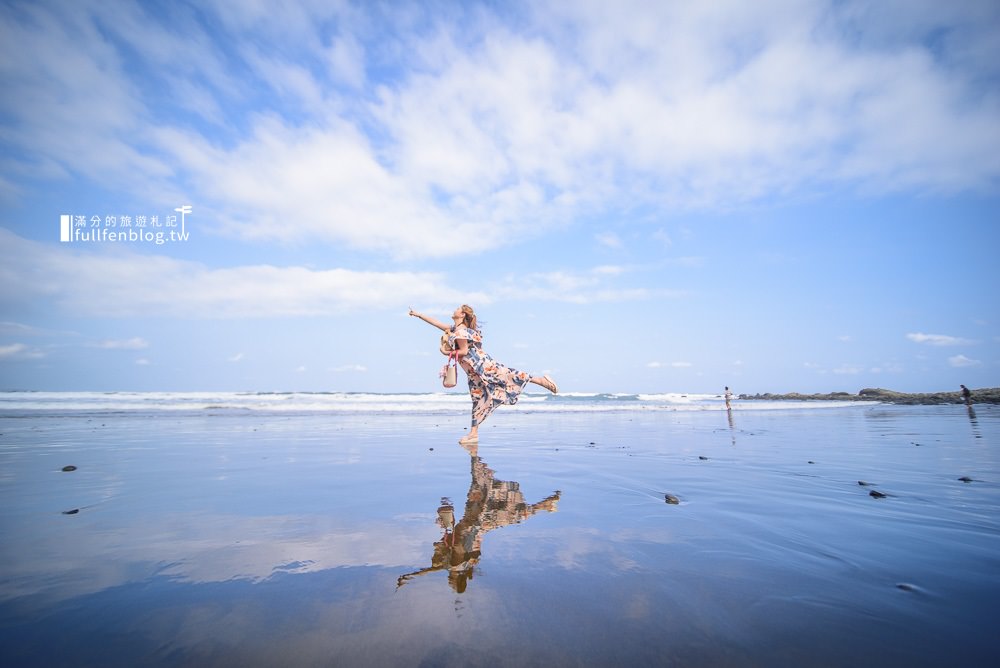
<box><xmin>2</xmin><ymin>408</ymin><xmax>999</xmax><ymax>665</ymax></box>
<box><xmin>0</xmin><ymin>415</ymin><xmax>465</xmax><ymax>602</ymax></box>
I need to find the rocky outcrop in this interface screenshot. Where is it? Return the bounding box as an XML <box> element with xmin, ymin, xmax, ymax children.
<box><xmin>739</xmin><ymin>387</ymin><xmax>1000</xmax><ymax>405</ymax></box>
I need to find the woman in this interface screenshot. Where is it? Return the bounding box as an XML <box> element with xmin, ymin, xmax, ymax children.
<box><xmin>409</xmin><ymin>305</ymin><xmax>558</xmax><ymax>444</ymax></box>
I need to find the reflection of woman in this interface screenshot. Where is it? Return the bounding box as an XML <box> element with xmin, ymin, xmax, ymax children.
<box><xmin>410</xmin><ymin>305</ymin><xmax>558</xmax><ymax>444</ymax></box>
<box><xmin>397</xmin><ymin>442</ymin><xmax>560</xmax><ymax>593</ymax></box>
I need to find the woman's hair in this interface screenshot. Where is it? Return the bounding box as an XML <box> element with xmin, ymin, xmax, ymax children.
<box><xmin>459</xmin><ymin>304</ymin><xmax>478</xmax><ymax>331</ymax></box>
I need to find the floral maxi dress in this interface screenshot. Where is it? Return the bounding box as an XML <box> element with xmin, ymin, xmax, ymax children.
<box><xmin>449</xmin><ymin>325</ymin><xmax>531</xmax><ymax>427</ymax></box>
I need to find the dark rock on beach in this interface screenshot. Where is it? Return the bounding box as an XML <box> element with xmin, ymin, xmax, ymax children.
<box><xmin>664</xmin><ymin>494</ymin><xmax>680</xmax><ymax>505</ymax></box>
<box><xmin>61</xmin><ymin>465</ymin><xmax>77</xmax><ymax>472</ymax></box>
<box><xmin>869</xmin><ymin>490</ymin><xmax>888</xmax><ymax>499</ymax></box>
<box><xmin>739</xmin><ymin>387</ymin><xmax>1000</xmax><ymax>405</ymax></box>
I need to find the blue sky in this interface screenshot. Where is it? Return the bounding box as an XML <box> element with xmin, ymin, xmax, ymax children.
<box><xmin>1</xmin><ymin>0</ymin><xmax>998</xmax><ymax>394</ymax></box>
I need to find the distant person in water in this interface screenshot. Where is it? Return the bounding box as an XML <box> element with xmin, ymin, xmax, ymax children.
<box><xmin>961</xmin><ymin>384</ymin><xmax>972</xmax><ymax>405</ymax></box>
<box><xmin>724</xmin><ymin>386</ymin><xmax>733</xmax><ymax>409</ymax></box>
<box><xmin>410</xmin><ymin>305</ymin><xmax>558</xmax><ymax>444</ymax></box>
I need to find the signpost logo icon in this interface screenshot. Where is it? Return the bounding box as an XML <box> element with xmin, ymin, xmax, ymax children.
<box><xmin>60</xmin><ymin>215</ymin><xmax>72</xmax><ymax>242</ymax></box>
<box><xmin>174</xmin><ymin>205</ymin><xmax>192</xmax><ymax>236</ymax></box>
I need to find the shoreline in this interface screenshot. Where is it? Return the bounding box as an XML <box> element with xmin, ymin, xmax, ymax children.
<box><xmin>739</xmin><ymin>386</ymin><xmax>999</xmax><ymax>405</ymax></box>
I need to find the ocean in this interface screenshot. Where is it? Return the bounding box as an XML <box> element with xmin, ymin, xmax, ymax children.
<box><xmin>0</xmin><ymin>389</ymin><xmax>873</xmax><ymax>415</ymax></box>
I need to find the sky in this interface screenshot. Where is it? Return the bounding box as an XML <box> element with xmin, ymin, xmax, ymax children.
<box><xmin>1</xmin><ymin>0</ymin><xmax>998</xmax><ymax>395</ymax></box>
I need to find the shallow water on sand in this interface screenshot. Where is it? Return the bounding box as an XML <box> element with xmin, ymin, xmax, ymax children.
<box><xmin>1</xmin><ymin>404</ymin><xmax>997</xmax><ymax>666</ymax></box>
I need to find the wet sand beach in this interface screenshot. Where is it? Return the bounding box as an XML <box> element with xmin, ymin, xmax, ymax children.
<box><xmin>1</xmin><ymin>402</ymin><xmax>998</xmax><ymax>666</ymax></box>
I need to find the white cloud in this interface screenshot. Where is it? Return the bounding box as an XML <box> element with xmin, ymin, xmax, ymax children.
<box><xmin>229</xmin><ymin>353</ymin><xmax>245</xmax><ymax>363</ymax></box>
<box><xmin>331</xmin><ymin>364</ymin><xmax>367</xmax><ymax>373</ymax></box>
<box><xmin>649</xmin><ymin>360</ymin><xmax>697</xmax><ymax>369</ymax></box>
<box><xmin>156</xmin><ymin>120</ymin><xmax>515</xmax><ymax>259</ymax></box>
<box><xmin>948</xmin><ymin>354</ymin><xmax>981</xmax><ymax>368</ymax></box>
<box><xmin>833</xmin><ymin>364</ymin><xmax>863</xmax><ymax>375</ymax></box>
<box><xmin>93</xmin><ymin>337</ymin><xmax>149</xmax><ymax>350</ymax></box>
<box><xmin>135</xmin><ymin>358</ymin><xmax>150</xmax><ymax>366</ymax></box>
<box><xmin>3</xmin><ymin>2</ymin><xmax>997</xmax><ymax>260</ymax></box>
<box><xmin>0</xmin><ymin>230</ymin><xmax>671</xmax><ymax>318</ymax></box>
<box><xmin>0</xmin><ymin>343</ymin><xmax>45</xmax><ymax>360</ymax></box>
<box><xmin>495</xmin><ymin>267</ymin><xmax>683</xmax><ymax>304</ymax></box>
<box><xmin>906</xmin><ymin>332</ymin><xmax>974</xmax><ymax>346</ymax></box>
<box><xmin>592</xmin><ymin>265</ymin><xmax>626</xmax><ymax>276</ymax></box>
<box><xmin>0</xmin><ymin>229</ymin><xmax>484</xmax><ymax>318</ymax></box>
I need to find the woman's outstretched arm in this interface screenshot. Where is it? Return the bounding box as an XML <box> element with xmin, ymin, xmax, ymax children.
<box><xmin>409</xmin><ymin>308</ymin><xmax>450</xmax><ymax>332</ymax></box>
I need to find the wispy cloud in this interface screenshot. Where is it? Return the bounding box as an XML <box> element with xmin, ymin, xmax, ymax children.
<box><xmin>1</xmin><ymin>229</ymin><xmax>674</xmax><ymax>317</ymax></box>
<box><xmin>592</xmin><ymin>265</ymin><xmax>627</xmax><ymax>276</ymax></box>
<box><xmin>906</xmin><ymin>332</ymin><xmax>975</xmax><ymax>346</ymax></box>
<box><xmin>948</xmin><ymin>354</ymin><xmax>981</xmax><ymax>368</ymax></box>
<box><xmin>93</xmin><ymin>337</ymin><xmax>149</xmax><ymax>350</ymax></box>
<box><xmin>0</xmin><ymin>343</ymin><xmax>45</xmax><ymax>360</ymax></box>
<box><xmin>0</xmin><ymin>229</ymin><xmax>484</xmax><ymax>318</ymax></box>
<box><xmin>496</xmin><ymin>266</ymin><xmax>683</xmax><ymax>304</ymax></box>
<box><xmin>648</xmin><ymin>360</ymin><xmax>693</xmax><ymax>369</ymax></box>
<box><xmin>331</xmin><ymin>364</ymin><xmax>367</xmax><ymax>373</ymax></box>
<box><xmin>0</xmin><ymin>322</ymin><xmax>44</xmax><ymax>336</ymax></box>
<box><xmin>3</xmin><ymin>2</ymin><xmax>998</xmax><ymax>260</ymax></box>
